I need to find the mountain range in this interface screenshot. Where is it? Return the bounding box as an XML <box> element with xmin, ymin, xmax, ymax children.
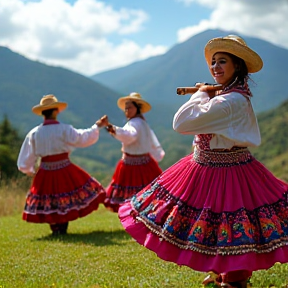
<box><xmin>0</xmin><ymin>46</ymin><xmax>123</xmax><ymax>132</ymax></box>
<box><xmin>91</xmin><ymin>29</ymin><xmax>288</xmax><ymax>124</ymax></box>
<box><xmin>0</xmin><ymin>29</ymin><xmax>287</xmax><ymax>176</ymax></box>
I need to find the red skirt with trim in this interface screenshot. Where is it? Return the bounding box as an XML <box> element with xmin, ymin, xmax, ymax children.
<box><xmin>104</xmin><ymin>153</ymin><xmax>162</xmax><ymax>212</ymax></box>
<box><xmin>22</xmin><ymin>153</ymin><xmax>106</xmax><ymax>224</ymax></box>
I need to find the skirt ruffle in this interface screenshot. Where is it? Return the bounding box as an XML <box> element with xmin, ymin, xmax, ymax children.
<box><xmin>118</xmin><ymin>152</ymin><xmax>288</xmax><ymax>274</ymax></box>
<box><xmin>105</xmin><ymin>153</ymin><xmax>162</xmax><ymax>212</ymax></box>
<box><xmin>23</xmin><ymin>153</ymin><xmax>106</xmax><ymax>224</ymax></box>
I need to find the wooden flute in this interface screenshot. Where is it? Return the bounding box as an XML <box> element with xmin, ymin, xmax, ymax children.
<box><xmin>176</xmin><ymin>83</ymin><xmax>223</xmax><ymax>95</ymax></box>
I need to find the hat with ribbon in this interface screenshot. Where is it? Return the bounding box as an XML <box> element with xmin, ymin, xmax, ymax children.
<box><xmin>204</xmin><ymin>35</ymin><xmax>263</xmax><ymax>73</ymax></box>
<box><xmin>117</xmin><ymin>92</ymin><xmax>151</xmax><ymax>113</ymax></box>
<box><xmin>32</xmin><ymin>94</ymin><xmax>67</xmax><ymax>115</ymax></box>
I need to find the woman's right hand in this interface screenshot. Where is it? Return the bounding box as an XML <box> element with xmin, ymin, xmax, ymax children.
<box><xmin>199</xmin><ymin>84</ymin><xmax>222</xmax><ymax>99</ymax></box>
<box><xmin>96</xmin><ymin>115</ymin><xmax>109</xmax><ymax>128</ymax></box>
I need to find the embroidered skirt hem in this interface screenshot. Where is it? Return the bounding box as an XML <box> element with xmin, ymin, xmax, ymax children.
<box><xmin>118</xmin><ymin>151</ymin><xmax>288</xmax><ymax>273</ymax></box>
<box><xmin>104</xmin><ymin>153</ymin><xmax>162</xmax><ymax>212</ymax></box>
<box><xmin>22</xmin><ymin>153</ymin><xmax>106</xmax><ymax>224</ymax></box>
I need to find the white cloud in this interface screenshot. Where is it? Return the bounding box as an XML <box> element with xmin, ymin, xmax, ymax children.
<box><xmin>176</xmin><ymin>0</ymin><xmax>288</xmax><ymax>49</ymax></box>
<box><xmin>0</xmin><ymin>0</ymin><xmax>167</xmax><ymax>75</ymax></box>
<box><xmin>177</xmin><ymin>0</ymin><xmax>215</xmax><ymax>8</ymax></box>
<box><xmin>177</xmin><ymin>19</ymin><xmax>213</xmax><ymax>43</ymax></box>
<box><xmin>45</xmin><ymin>39</ymin><xmax>167</xmax><ymax>76</ymax></box>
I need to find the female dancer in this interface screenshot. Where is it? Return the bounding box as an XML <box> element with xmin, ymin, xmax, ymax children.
<box><xmin>18</xmin><ymin>94</ymin><xmax>107</xmax><ymax>235</ymax></box>
<box><xmin>104</xmin><ymin>92</ymin><xmax>165</xmax><ymax>212</ymax></box>
<box><xmin>119</xmin><ymin>35</ymin><xmax>288</xmax><ymax>287</ymax></box>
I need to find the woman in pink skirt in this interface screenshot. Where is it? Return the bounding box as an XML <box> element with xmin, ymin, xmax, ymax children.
<box><xmin>17</xmin><ymin>94</ymin><xmax>107</xmax><ymax>235</ymax></box>
<box><xmin>118</xmin><ymin>35</ymin><xmax>288</xmax><ymax>288</ymax></box>
<box><xmin>104</xmin><ymin>92</ymin><xmax>165</xmax><ymax>212</ymax></box>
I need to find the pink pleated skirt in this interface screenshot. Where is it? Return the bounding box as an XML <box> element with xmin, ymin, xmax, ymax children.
<box><xmin>119</xmin><ymin>148</ymin><xmax>288</xmax><ymax>274</ymax></box>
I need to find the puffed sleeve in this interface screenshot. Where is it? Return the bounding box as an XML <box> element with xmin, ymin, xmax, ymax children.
<box><xmin>173</xmin><ymin>90</ymin><xmax>232</xmax><ymax>135</ymax></box>
<box><xmin>64</xmin><ymin>124</ymin><xmax>100</xmax><ymax>147</ymax></box>
<box><xmin>113</xmin><ymin>122</ymin><xmax>138</xmax><ymax>145</ymax></box>
<box><xmin>17</xmin><ymin>127</ymin><xmax>38</xmax><ymax>174</ymax></box>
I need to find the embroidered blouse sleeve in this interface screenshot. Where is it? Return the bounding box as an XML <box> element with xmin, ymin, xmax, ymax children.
<box><xmin>17</xmin><ymin>127</ymin><xmax>38</xmax><ymax>174</ymax></box>
<box><xmin>173</xmin><ymin>90</ymin><xmax>234</xmax><ymax>135</ymax></box>
<box><xmin>64</xmin><ymin>124</ymin><xmax>100</xmax><ymax>147</ymax></box>
<box><xmin>113</xmin><ymin>121</ymin><xmax>138</xmax><ymax>145</ymax></box>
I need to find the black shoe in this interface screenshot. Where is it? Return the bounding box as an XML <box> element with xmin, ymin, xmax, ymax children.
<box><xmin>50</xmin><ymin>223</ymin><xmax>68</xmax><ymax>235</ymax></box>
<box><xmin>58</xmin><ymin>222</ymin><xmax>68</xmax><ymax>235</ymax></box>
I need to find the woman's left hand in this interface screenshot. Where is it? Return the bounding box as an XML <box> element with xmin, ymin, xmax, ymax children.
<box><xmin>105</xmin><ymin>124</ymin><xmax>116</xmax><ymax>135</ymax></box>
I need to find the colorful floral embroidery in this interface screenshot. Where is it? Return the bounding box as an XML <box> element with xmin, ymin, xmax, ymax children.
<box><xmin>24</xmin><ymin>177</ymin><xmax>103</xmax><ymax>215</ymax></box>
<box><xmin>107</xmin><ymin>184</ymin><xmax>146</xmax><ymax>204</ymax></box>
<box><xmin>131</xmin><ymin>182</ymin><xmax>288</xmax><ymax>255</ymax></box>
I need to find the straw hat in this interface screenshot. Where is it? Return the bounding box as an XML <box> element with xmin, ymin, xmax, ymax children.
<box><xmin>117</xmin><ymin>92</ymin><xmax>151</xmax><ymax>113</ymax></box>
<box><xmin>204</xmin><ymin>35</ymin><xmax>263</xmax><ymax>73</ymax></box>
<box><xmin>32</xmin><ymin>94</ymin><xmax>67</xmax><ymax>115</ymax></box>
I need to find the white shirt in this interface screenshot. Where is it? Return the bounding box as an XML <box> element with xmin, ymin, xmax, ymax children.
<box><xmin>114</xmin><ymin>117</ymin><xmax>165</xmax><ymax>162</ymax></box>
<box><xmin>173</xmin><ymin>90</ymin><xmax>261</xmax><ymax>149</ymax></box>
<box><xmin>17</xmin><ymin>122</ymin><xmax>100</xmax><ymax>174</ymax></box>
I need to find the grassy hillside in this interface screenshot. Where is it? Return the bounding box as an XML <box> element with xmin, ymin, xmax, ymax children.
<box><xmin>251</xmin><ymin>99</ymin><xmax>288</xmax><ymax>181</ymax></box>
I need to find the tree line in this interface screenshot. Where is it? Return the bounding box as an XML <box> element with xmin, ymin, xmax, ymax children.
<box><xmin>0</xmin><ymin>115</ymin><xmax>23</xmax><ymax>180</ymax></box>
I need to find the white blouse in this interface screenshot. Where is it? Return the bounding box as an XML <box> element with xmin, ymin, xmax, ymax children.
<box><xmin>113</xmin><ymin>117</ymin><xmax>165</xmax><ymax>162</ymax></box>
<box><xmin>17</xmin><ymin>122</ymin><xmax>100</xmax><ymax>174</ymax></box>
<box><xmin>173</xmin><ymin>90</ymin><xmax>261</xmax><ymax>149</ymax></box>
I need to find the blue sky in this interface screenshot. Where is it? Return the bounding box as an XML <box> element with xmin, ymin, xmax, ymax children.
<box><xmin>94</xmin><ymin>0</ymin><xmax>212</xmax><ymax>47</ymax></box>
<box><xmin>1</xmin><ymin>0</ymin><xmax>287</xmax><ymax>76</ymax></box>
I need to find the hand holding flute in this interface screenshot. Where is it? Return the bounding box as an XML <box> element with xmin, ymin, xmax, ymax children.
<box><xmin>176</xmin><ymin>83</ymin><xmax>223</xmax><ymax>97</ymax></box>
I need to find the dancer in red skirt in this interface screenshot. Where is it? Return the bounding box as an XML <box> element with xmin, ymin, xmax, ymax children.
<box><xmin>103</xmin><ymin>92</ymin><xmax>165</xmax><ymax>212</ymax></box>
<box><xmin>118</xmin><ymin>35</ymin><xmax>288</xmax><ymax>288</ymax></box>
<box><xmin>17</xmin><ymin>94</ymin><xmax>107</xmax><ymax>235</ymax></box>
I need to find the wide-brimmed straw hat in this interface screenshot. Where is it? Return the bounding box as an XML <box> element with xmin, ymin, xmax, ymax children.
<box><xmin>117</xmin><ymin>92</ymin><xmax>151</xmax><ymax>113</ymax></box>
<box><xmin>204</xmin><ymin>35</ymin><xmax>263</xmax><ymax>73</ymax></box>
<box><xmin>32</xmin><ymin>94</ymin><xmax>67</xmax><ymax>115</ymax></box>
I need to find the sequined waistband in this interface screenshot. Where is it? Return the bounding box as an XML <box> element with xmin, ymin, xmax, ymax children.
<box><xmin>40</xmin><ymin>158</ymin><xmax>71</xmax><ymax>170</ymax></box>
<box><xmin>193</xmin><ymin>147</ymin><xmax>253</xmax><ymax>167</ymax></box>
<box><xmin>122</xmin><ymin>153</ymin><xmax>151</xmax><ymax>165</ymax></box>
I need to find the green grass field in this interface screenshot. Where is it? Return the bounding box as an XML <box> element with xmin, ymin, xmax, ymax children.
<box><xmin>1</xmin><ymin>184</ymin><xmax>288</xmax><ymax>287</ymax></box>
<box><xmin>0</xmin><ymin>207</ymin><xmax>205</xmax><ymax>288</ymax></box>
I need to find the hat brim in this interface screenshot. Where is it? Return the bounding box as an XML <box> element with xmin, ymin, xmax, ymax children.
<box><xmin>32</xmin><ymin>102</ymin><xmax>67</xmax><ymax>116</ymax></box>
<box><xmin>117</xmin><ymin>97</ymin><xmax>151</xmax><ymax>113</ymax></box>
<box><xmin>204</xmin><ymin>38</ymin><xmax>263</xmax><ymax>73</ymax></box>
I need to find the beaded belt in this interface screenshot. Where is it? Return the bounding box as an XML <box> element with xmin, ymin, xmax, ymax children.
<box><xmin>193</xmin><ymin>146</ymin><xmax>253</xmax><ymax>167</ymax></box>
<box><xmin>40</xmin><ymin>158</ymin><xmax>71</xmax><ymax>170</ymax></box>
<box><xmin>122</xmin><ymin>153</ymin><xmax>151</xmax><ymax>165</ymax></box>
